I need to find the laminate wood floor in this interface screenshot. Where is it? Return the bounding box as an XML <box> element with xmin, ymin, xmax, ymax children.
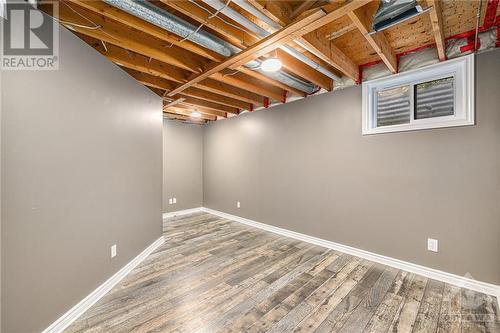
<box><xmin>66</xmin><ymin>212</ymin><xmax>500</xmax><ymax>333</ymax></box>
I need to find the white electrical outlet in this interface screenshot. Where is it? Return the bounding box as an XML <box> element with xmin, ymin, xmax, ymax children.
<box><xmin>111</xmin><ymin>244</ymin><xmax>117</xmax><ymax>258</ymax></box>
<box><xmin>173</xmin><ymin>198</ymin><xmax>177</xmax><ymax>204</ymax></box>
<box><xmin>237</xmin><ymin>201</ymin><xmax>241</xmax><ymax>208</ymax></box>
<box><xmin>427</xmin><ymin>238</ymin><xmax>438</xmax><ymax>252</ymax></box>
<box><xmin>169</xmin><ymin>198</ymin><xmax>173</xmax><ymax>205</ymax></box>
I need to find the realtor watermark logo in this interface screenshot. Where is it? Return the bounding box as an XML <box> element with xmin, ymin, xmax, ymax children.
<box><xmin>1</xmin><ymin>0</ymin><xmax>59</xmax><ymax>70</ymax></box>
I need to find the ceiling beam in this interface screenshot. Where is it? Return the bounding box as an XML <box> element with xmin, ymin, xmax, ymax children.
<box><xmin>173</xmin><ymin>103</ymin><xmax>227</xmax><ymax>118</ymax></box>
<box><xmin>182</xmin><ymin>87</ymin><xmax>252</xmax><ymax>110</ymax></box>
<box><xmin>64</xmin><ymin>0</ymin><xmax>223</xmax><ymax>61</ymax></box>
<box><xmin>290</xmin><ymin>1</ymin><xmax>320</xmax><ymax>20</ymax></box>
<box><xmin>164</xmin><ymin>98</ymin><xmax>186</xmax><ymax>109</ymax></box>
<box><xmin>163</xmin><ymin>112</ymin><xmax>207</xmax><ymax>124</ymax></box>
<box><xmin>79</xmin><ymin>34</ymin><xmax>280</xmax><ymax>103</ymax></box>
<box><xmin>179</xmin><ymin>96</ymin><xmax>240</xmax><ymax>115</ymax></box>
<box><xmin>211</xmin><ymin>71</ymin><xmax>284</xmax><ymax>101</ymax></box>
<box><xmin>160</xmin><ymin>0</ymin><xmax>252</xmax><ymax>49</ymax></box>
<box><xmin>53</xmin><ymin>1</ymin><xmax>206</xmax><ymax>73</ymax></box>
<box><xmin>165</xmin><ymin>107</ymin><xmax>217</xmax><ymax>121</ymax></box>
<box><xmin>124</xmin><ymin>68</ymin><xmax>251</xmax><ymax>110</ymax></box>
<box><xmin>276</xmin><ymin>49</ymin><xmax>331</xmax><ymax>90</ymax></box>
<box><xmin>427</xmin><ymin>0</ymin><xmax>446</xmax><ymax>61</ymax></box>
<box><xmin>298</xmin><ymin>32</ymin><xmax>359</xmax><ymax>81</ymax></box>
<box><xmin>161</xmin><ymin>0</ymin><xmax>328</xmax><ymax>96</ymax></box>
<box><xmin>247</xmin><ymin>0</ymin><xmax>360</xmax><ymax>81</ymax></box>
<box><xmin>238</xmin><ymin>68</ymin><xmax>305</xmax><ymax>97</ymax></box>
<box><xmin>348</xmin><ymin>8</ymin><xmax>398</xmax><ymax>73</ymax></box>
<box><xmin>193</xmin><ymin>79</ymin><xmax>265</xmax><ymax>105</ymax></box>
<box><xmin>166</xmin><ymin>0</ymin><xmax>371</xmax><ymax>97</ymax></box>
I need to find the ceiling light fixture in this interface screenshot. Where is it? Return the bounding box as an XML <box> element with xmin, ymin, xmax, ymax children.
<box><xmin>261</xmin><ymin>57</ymin><xmax>282</xmax><ymax>72</ymax></box>
<box><xmin>190</xmin><ymin>111</ymin><xmax>202</xmax><ymax>118</ymax></box>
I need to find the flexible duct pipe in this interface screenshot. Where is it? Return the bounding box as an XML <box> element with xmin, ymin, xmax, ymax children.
<box><xmin>103</xmin><ymin>0</ymin><xmax>316</xmax><ymax>94</ymax></box>
<box><xmin>208</xmin><ymin>0</ymin><xmax>341</xmax><ymax>81</ymax></box>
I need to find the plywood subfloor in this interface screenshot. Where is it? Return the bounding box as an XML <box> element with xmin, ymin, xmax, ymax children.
<box><xmin>65</xmin><ymin>212</ymin><xmax>500</xmax><ymax>333</ymax></box>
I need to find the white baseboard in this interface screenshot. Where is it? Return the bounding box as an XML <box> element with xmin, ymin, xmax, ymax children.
<box><xmin>163</xmin><ymin>207</ymin><xmax>204</xmax><ymax>220</ymax></box>
<box><xmin>42</xmin><ymin>236</ymin><xmax>165</xmax><ymax>333</ymax></box>
<box><xmin>201</xmin><ymin>207</ymin><xmax>500</xmax><ymax>306</ymax></box>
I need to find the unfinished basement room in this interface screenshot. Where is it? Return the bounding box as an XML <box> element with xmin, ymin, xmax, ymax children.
<box><xmin>1</xmin><ymin>0</ymin><xmax>500</xmax><ymax>332</ymax></box>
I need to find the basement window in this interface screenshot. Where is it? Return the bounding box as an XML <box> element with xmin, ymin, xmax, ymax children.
<box><xmin>362</xmin><ymin>54</ymin><xmax>474</xmax><ymax>135</ymax></box>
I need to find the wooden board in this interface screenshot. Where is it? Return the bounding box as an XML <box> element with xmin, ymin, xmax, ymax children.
<box><xmin>63</xmin><ymin>212</ymin><xmax>500</xmax><ymax>333</ymax></box>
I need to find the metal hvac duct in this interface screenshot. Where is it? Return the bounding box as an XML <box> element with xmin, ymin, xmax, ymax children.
<box><xmin>203</xmin><ymin>0</ymin><xmax>341</xmax><ymax>81</ymax></box>
<box><xmin>103</xmin><ymin>0</ymin><xmax>317</xmax><ymax>94</ymax></box>
<box><xmin>371</xmin><ymin>0</ymin><xmax>430</xmax><ymax>33</ymax></box>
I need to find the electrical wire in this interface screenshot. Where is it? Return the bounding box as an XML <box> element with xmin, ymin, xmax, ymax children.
<box><xmin>188</xmin><ymin>0</ymin><xmax>249</xmax><ymax>35</ymax></box>
<box><xmin>179</xmin><ymin>0</ymin><xmax>233</xmax><ymax>43</ymax></box>
<box><xmin>223</xmin><ymin>69</ymin><xmax>241</xmax><ymax>76</ymax></box>
<box><xmin>58</xmin><ymin>1</ymin><xmax>119</xmax><ymax>42</ymax></box>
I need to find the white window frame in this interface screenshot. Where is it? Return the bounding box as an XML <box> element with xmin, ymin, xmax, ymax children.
<box><xmin>362</xmin><ymin>54</ymin><xmax>475</xmax><ymax>135</ymax></box>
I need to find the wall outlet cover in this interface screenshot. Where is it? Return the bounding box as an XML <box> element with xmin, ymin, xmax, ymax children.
<box><xmin>237</xmin><ymin>201</ymin><xmax>241</xmax><ymax>208</ymax></box>
<box><xmin>427</xmin><ymin>238</ymin><xmax>438</xmax><ymax>252</ymax></box>
<box><xmin>169</xmin><ymin>198</ymin><xmax>173</xmax><ymax>205</ymax></box>
<box><xmin>173</xmin><ymin>198</ymin><xmax>177</xmax><ymax>204</ymax></box>
<box><xmin>111</xmin><ymin>244</ymin><xmax>117</xmax><ymax>258</ymax></box>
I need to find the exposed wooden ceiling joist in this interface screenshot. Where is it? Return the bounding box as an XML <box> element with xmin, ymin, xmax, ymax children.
<box><xmin>276</xmin><ymin>50</ymin><xmax>332</xmax><ymax>91</ymax></box>
<box><xmin>125</xmin><ymin>68</ymin><xmax>251</xmax><ymax>110</ymax></box>
<box><xmin>167</xmin><ymin>0</ymin><xmax>371</xmax><ymax>97</ymax></box>
<box><xmin>64</xmin><ymin>0</ymin><xmax>223</xmax><ymax>61</ymax></box>
<box><xmin>55</xmin><ymin>1</ymin><xmax>206</xmax><ymax>72</ymax></box>
<box><xmin>159</xmin><ymin>0</ymin><xmax>253</xmax><ymax>49</ymax></box>
<box><xmin>182</xmin><ymin>87</ymin><xmax>252</xmax><ymax>110</ymax></box>
<box><xmin>179</xmin><ymin>96</ymin><xmax>240</xmax><ymax>115</ymax></box>
<box><xmin>151</xmin><ymin>87</ymin><xmax>238</xmax><ymax>116</ymax></box>
<box><xmin>163</xmin><ymin>112</ymin><xmax>207</xmax><ymax>124</ymax></box>
<box><xmin>77</xmin><ymin>34</ymin><xmax>266</xmax><ymax>106</ymax></box>
<box><xmin>427</xmin><ymin>0</ymin><xmax>446</xmax><ymax>61</ymax></box>
<box><xmin>193</xmin><ymin>79</ymin><xmax>265</xmax><ymax>105</ymax></box>
<box><xmin>238</xmin><ymin>68</ymin><xmax>305</xmax><ymax>97</ymax></box>
<box><xmin>164</xmin><ymin>98</ymin><xmax>186</xmax><ymax>109</ymax></box>
<box><xmin>173</xmin><ymin>103</ymin><xmax>227</xmax><ymax>118</ymax></box>
<box><xmin>165</xmin><ymin>107</ymin><xmax>217</xmax><ymax>121</ymax></box>
<box><xmin>246</xmin><ymin>0</ymin><xmax>359</xmax><ymax>81</ymax></box>
<box><xmin>211</xmin><ymin>71</ymin><xmax>284</xmax><ymax>101</ymax></box>
<box><xmin>161</xmin><ymin>0</ymin><xmax>332</xmax><ymax>95</ymax></box>
<box><xmin>348</xmin><ymin>7</ymin><xmax>398</xmax><ymax>73</ymax></box>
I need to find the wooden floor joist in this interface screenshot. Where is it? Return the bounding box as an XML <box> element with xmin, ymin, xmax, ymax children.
<box><xmin>164</xmin><ymin>107</ymin><xmax>217</xmax><ymax>121</ymax></box>
<box><xmin>166</xmin><ymin>0</ymin><xmax>371</xmax><ymax>97</ymax></box>
<box><xmin>55</xmin><ymin>1</ymin><xmax>207</xmax><ymax>73</ymax></box>
<box><xmin>161</xmin><ymin>0</ymin><xmax>332</xmax><ymax>96</ymax></box>
<box><xmin>124</xmin><ymin>67</ymin><xmax>252</xmax><ymax>111</ymax></box>
<box><xmin>427</xmin><ymin>0</ymin><xmax>447</xmax><ymax>61</ymax></box>
<box><xmin>64</xmin><ymin>0</ymin><xmax>223</xmax><ymax>62</ymax></box>
<box><xmin>39</xmin><ymin>0</ymin><xmax>484</xmax><ymax>124</ymax></box>
<box><xmin>163</xmin><ymin>112</ymin><xmax>207</xmax><ymax>124</ymax></box>
<box><xmin>348</xmin><ymin>8</ymin><xmax>398</xmax><ymax>73</ymax></box>
<box><xmin>173</xmin><ymin>103</ymin><xmax>227</xmax><ymax>118</ymax></box>
<box><xmin>248</xmin><ymin>1</ymin><xmax>360</xmax><ymax>82</ymax></box>
<box><xmin>179</xmin><ymin>96</ymin><xmax>240</xmax><ymax>115</ymax></box>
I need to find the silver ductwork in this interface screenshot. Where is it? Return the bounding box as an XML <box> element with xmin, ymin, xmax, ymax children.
<box><xmin>103</xmin><ymin>0</ymin><xmax>316</xmax><ymax>94</ymax></box>
<box><xmin>371</xmin><ymin>0</ymin><xmax>430</xmax><ymax>34</ymax></box>
<box><xmin>203</xmin><ymin>0</ymin><xmax>341</xmax><ymax>81</ymax></box>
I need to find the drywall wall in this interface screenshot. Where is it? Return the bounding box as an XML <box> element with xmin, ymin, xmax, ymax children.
<box><xmin>1</xmin><ymin>18</ymin><xmax>163</xmax><ymax>333</ymax></box>
<box><xmin>203</xmin><ymin>49</ymin><xmax>500</xmax><ymax>285</ymax></box>
<box><xmin>163</xmin><ymin>120</ymin><xmax>203</xmax><ymax>212</ymax></box>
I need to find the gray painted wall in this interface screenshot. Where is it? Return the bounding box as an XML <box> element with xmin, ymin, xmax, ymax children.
<box><xmin>1</xmin><ymin>24</ymin><xmax>163</xmax><ymax>332</ymax></box>
<box><xmin>203</xmin><ymin>50</ymin><xmax>500</xmax><ymax>285</ymax></box>
<box><xmin>163</xmin><ymin>120</ymin><xmax>203</xmax><ymax>213</ymax></box>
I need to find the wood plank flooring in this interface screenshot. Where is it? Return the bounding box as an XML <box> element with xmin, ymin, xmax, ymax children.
<box><xmin>65</xmin><ymin>212</ymin><xmax>500</xmax><ymax>333</ymax></box>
